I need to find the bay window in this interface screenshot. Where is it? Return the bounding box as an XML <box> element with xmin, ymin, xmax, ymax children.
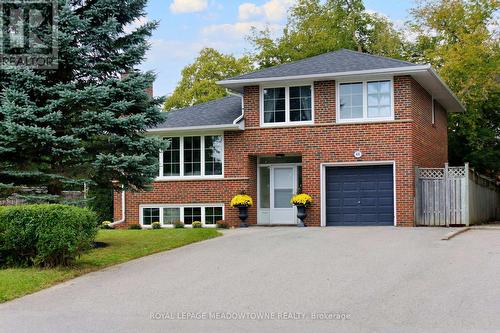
<box><xmin>159</xmin><ymin>135</ymin><xmax>223</xmax><ymax>178</ymax></box>
<box><xmin>262</xmin><ymin>85</ymin><xmax>313</xmax><ymax>125</ymax></box>
<box><xmin>338</xmin><ymin>79</ymin><xmax>393</xmax><ymax>122</ymax></box>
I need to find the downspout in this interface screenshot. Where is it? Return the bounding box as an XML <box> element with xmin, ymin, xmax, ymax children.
<box><xmin>228</xmin><ymin>90</ymin><xmax>245</xmax><ymax>128</ymax></box>
<box><xmin>110</xmin><ymin>187</ymin><xmax>126</xmax><ymax>227</ymax></box>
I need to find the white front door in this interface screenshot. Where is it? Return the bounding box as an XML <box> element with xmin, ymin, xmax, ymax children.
<box><xmin>258</xmin><ymin>165</ymin><xmax>297</xmax><ymax>224</ymax></box>
<box><xmin>271</xmin><ymin>166</ymin><xmax>296</xmax><ymax>224</ymax></box>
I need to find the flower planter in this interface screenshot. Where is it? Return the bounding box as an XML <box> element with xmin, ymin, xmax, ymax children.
<box><xmin>296</xmin><ymin>205</ymin><xmax>307</xmax><ymax>227</ymax></box>
<box><xmin>237</xmin><ymin>205</ymin><xmax>249</xmax><ymax>228</ymax></box>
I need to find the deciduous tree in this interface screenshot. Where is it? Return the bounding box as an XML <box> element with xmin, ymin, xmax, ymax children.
<box><xmin>164</xmin><ymin>48</ymin><xmax>253</xmax><ymax>111</ymax></box>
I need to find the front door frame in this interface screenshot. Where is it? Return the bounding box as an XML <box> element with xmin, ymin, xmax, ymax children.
<box><xmin>257</xmin><ymin>163</ymin><xmax>301</xmax><ymax>225</ymax></box>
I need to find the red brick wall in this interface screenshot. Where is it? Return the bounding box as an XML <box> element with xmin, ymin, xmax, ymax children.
<box><xmin>410</xmin><ymin>78</ymin><xmax>448</xmax><ymax>167</ymax></box>
<box><xmin>114</xmin><ymin>76</ymin><xmax>447</xmax><ymax>228</ymax></box>
<box><xmin>314</xmin><ymin>81</ymin><xmax>336</xmax><ymax>123</ymax></box>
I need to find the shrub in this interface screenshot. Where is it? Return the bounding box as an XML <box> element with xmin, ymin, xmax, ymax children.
<box><xmin>0</xmin><ymin>204</ymin><xmax>98</xmax><ymax>267</ymax></box>
<box><xmin>173</xmin><ymin>220</ymin><xmax>184</xmax><ymax>228</ymax></box>
<box><xmin>151</xmin><ymin>221</ymin><xmax>161</xmax><ymax>229</ymax></box>
<box><xmin>128</xmin><ymin>224</ymin><xmax>142</xmax><ymax>230</ymax></box>
<box><xmin>192</xmin><ymin>221</ymin><xmax>202</xmax><ymax>228</ymax></box>
<box><xmin>216</xmin><ymin>220</ymin><xmax>229</xmax><ymax>229</ymax></box>
<box><xmin>101</xmin><ymin>221</ymin><xmax>113</xmax><ymax>229</ymax></box>
<box><xmin>86</xmin><ymin>186</ymin><xmax>113</xmax><ymax>222</ymax></box>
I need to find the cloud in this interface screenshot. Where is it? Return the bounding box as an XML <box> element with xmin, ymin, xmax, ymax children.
<box><xmin>170</xmin><ymin>0</ymin><xmax>208</xmax><ymax>14</ymax></box>
<box><xmin>202</xmin><ymin>21</ymin><xmax>282</xmax><ymax>40</ymax></box>
<box><xmin>238</xmin><ymin>0</ymin><xmax>295</xmax><ymax>22</ymax></box>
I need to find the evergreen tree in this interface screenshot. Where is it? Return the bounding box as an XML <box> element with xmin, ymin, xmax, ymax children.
<box><xmin>0</xmin><ymin>0</ymin><xmax>164</xmax><ymax>201</ymax></box>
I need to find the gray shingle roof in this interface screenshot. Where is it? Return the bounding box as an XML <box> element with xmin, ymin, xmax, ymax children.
<box><xmin>151</xmin><ymin>95</ymin><xmax>242</xmax><ymax>129</ymax></box>
<box><xmin>226</xmin><ymin>49</ymin><xmax>416</xmax><ymax>81</ymax></box>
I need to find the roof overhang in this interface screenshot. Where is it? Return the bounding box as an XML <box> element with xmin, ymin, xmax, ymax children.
<box><xmin>218</xmin><ymin>65</ymin><xmax>465</xmax><ymax>113</ymax></box>
<box><xmin>146</xmin><ymin>123</ymin><xmax>243</xmax><ymax>135</ymax></box>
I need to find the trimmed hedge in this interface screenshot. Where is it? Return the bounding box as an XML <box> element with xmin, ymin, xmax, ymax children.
<box><xmin>0</xmin><ymin>204</ymin><xmax>98</xmax><ymax>267</ymax></box>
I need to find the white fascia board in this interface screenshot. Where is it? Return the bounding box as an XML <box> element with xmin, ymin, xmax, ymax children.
<box><xmin>217</xmin><ymin>65</ymin><xmax>431</xmax><ymax>86</ymax></box>
<box><xmin>218</xmin><ymin>64</ymin><xmax>465</xmax><ymax>113</ymax></box>
<box><xmin>147</xmin><ymin>123</ymin><xmax>242</xmax><ymax>134</ymax></box>
<box><xmin>427</xmin><ymin>67</ymin><xmax>466</xmax><ymax>112</ymax></box>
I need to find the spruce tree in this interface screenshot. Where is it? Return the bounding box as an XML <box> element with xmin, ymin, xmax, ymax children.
<box><xmin>0</xmin><ymin>0</ymin><xmax>164</xmax><ymax>201</ymax></box>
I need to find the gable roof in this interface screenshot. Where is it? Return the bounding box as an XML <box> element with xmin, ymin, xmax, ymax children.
<box><xmin>226</xmin><ymin>49</ymin><xmax>416</xmax><ymax>81</ymax></box>
<box><xmin>149</xmin><ymin>95</ymin><xmax>243</xmax><ymax>132</ymax></box>
<box><xmin>219</xmin><ymin>49</ymin><xmax>464</xmax><ymax>113</ymax></box>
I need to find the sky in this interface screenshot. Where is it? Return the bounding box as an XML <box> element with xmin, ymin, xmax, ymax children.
<box><xmin>137</xmin><ymin>0</ymin><xmax>417</xmax><ymax>97</ymax></box>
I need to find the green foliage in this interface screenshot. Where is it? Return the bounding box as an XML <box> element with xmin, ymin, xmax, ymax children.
<box><xmin>128</xmin><ymin>224</ymin><xmax>142</xmax><ymax>230</ymax></box>
<box><xmin>87</xmin><ymin>186</ymin><xmax>114</xmax><ymax>222</ymax></box>
<box><xmin>0</xmin><ymin>228</ymin><xmax>221</xmax><ymax>302</ymax></box>
<box><xmin>0</xmin><ymin>0</ymin><xmax>165</xmax><ymax>201</ymax></box>
<box><xmin>173</xmin><ymin>220</ymin><xmax>185</xmax><ymax>228</ymax></box>
<box><xmin>248</xmin><ymin>0</ymin><xmax>406</xmax><ymax>68</ymax></box>
<box><xmin>151</xmin><ymin>221</ymin><xmax>161</xmax><ymax>229</ymax></box>
<box><xmin>216</xmin><ymin>220</ymin><xmax>229</xmax><ymax>229</ymax></box>
<box><xmin>408</xmin><ymin>0</ymin><xmax>499</xmax><ymax>174</ymax></box>
<box><xmin>164</xmin><ymin>48</ymin><xmax>253</xmax><ymax>110</ymax></box>
<box><xmin>192</xmin><ymin>221</ymin><xmax>202</xmax><ymax>228</ymax></box>
<box><xmin>0</xmin><ymin>204</ymin><xmax>98</xmax><ymax>267</ymax></box>
<box><xmin>101</xmin><ymin>221</ymin><xmax>113</xmax><ymax>229</ymax></box>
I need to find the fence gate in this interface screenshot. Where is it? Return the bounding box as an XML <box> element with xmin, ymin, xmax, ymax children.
<box><xmin>415</xmin><ymin>163</ymin><xmax>500</xmax><ymax>226</ymax></box>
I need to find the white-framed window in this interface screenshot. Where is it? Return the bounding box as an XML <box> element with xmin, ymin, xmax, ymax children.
<box><xmin>163</xmin><ymin>207</ymin><xmax>181</xmax><ymax>225</ymax></box>
<box><xmin>159</xmin><ymin>135</ymin><xmax>224</xmax><ymax>179</ymax></box>
<box><xmin>260</xmin><ymin>84</ymin><xmax>314</xmax><ymax>126</ymax></box>
<box><xmin>139</xmin><ymin>204</ymin><xmax>224</xmax><ymax>228</ymax></box>
<box><xmin>336</xmin><ymin>79</ymin><xmax>394</xmax><ymax>123</ymax></box>
<box><xmin>142</xmin><ymin>207</ymin><xmax>160</xmax><ymax>226</ymax></box>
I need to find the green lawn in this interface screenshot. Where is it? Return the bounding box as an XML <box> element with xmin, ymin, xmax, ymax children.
<box><xmin>0</xmin><ymin>228</ymin><xmax>221</xmax><ymax>303</ymax></box>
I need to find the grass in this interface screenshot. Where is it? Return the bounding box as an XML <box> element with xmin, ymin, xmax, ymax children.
<box><xmin>0</xmin><ymin>228</ymin><xmax>221</xmax><ymax>303</ymax></box>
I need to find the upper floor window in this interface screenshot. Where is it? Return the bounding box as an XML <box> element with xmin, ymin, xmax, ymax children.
<box><xmin>338</xmin><ymin>79</ymin><xmax>393</xmax><ymax>122</ymax></box>
<box><xmin>159</xmin><ymin>135</ymin><xmax>223</xmax><ymax>178</ymax></box>
<box><xmin>262</xmin><ymin>85</ymin><xmax>313</xmax><ymax>125</ymax></box>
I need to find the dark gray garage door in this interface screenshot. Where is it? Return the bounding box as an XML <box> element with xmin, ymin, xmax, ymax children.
<box><xmin>326</xmin><ymin>165</ymin><xmax>394</xmax><ymax>226</ymax></box>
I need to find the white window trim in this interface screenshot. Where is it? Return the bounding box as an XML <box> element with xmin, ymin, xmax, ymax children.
<box><xmin>139</xmin><ymin>204</ymin><xmax>225</xmax><ymax>228</ymax></box>
<box><xmin>157</xmin><ymin>134</ymin><xmax>224</xmax><ymax>180</ymax></box>
<box><xmin>259</xmin><ymin>83</ymin><xmax>315</xmax><ymax>127</ymax></box>
<box><xmin>336</xmin><ymin>78</ymin><xmax>395</xmax><ymax>124</ymax></box>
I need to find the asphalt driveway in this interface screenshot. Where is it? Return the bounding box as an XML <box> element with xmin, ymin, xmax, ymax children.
<box><xmin>1</xmin><ymin>227</ymin><xmax>499</xmax><ymax>333</ymax></box>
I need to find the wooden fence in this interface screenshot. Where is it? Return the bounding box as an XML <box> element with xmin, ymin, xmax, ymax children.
<box><xmin>0</xmin><ymin>190</ymin><xmax>85</xmax><ymax>206</ymax></box>
<box><xmin>415</xmin><ymin>163</ymin><xmax>500</xmax><ymax>226</ymax></box>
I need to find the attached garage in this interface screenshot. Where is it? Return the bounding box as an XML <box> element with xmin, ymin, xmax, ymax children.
<box><xmin>324</xmin><ymin>164</ymin><xmax>395</xmax><ymax>226</ymax></box>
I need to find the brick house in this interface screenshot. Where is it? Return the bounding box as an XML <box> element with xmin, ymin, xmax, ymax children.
<box><xmin>113</xmin><ymin>49</ymin><xmax>464</xmax><ymax>228</ymax></box>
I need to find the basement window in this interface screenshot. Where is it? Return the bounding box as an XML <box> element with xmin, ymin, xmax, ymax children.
<box><xmin>140</xmin><ymin>205</ymin><xmax>224</xmax><ymax>228</ymax></box>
